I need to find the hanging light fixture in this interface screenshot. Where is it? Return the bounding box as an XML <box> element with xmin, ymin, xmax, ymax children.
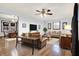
<box><xmin>35</xmin><ymin>9</ymin><xmax>53</xmax><ymax>17</ymax></box>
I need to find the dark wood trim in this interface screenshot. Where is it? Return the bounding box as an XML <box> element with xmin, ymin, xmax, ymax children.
<box><xmin>72</xmin><ymin>3</ymin><xmax>78</xmax><ymax>56</ymax></box>
<box><xmin>16</xmin><ymin>17</ymin><xmax>19</xmax><ymax>47</ymax></box>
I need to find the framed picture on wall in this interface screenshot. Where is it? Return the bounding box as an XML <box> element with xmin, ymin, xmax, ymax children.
<box><xmin>1</xmin><ymin>20</ymin><xmax>9</xmax><ymax>32</ymax></box>
<box><xmin>10</xmin><ymin>22</ymin><xmax>16</xmax><ymax>32</ymax></box>
<box><xmin>53</xmin><ymin>21</ymin><xmax>60</xmax><ymax>30</ymax></box>
<box><xmin>10</xmin><ymin>23</ymin><xmax>15</xmax><ymax>27</ymax></box>
<box><xmin>38</xmin><ymin>25</ymin><xmax>41</xmax><ymax>29</ymax></box>
<box><xmin>48</xmin><ymin>23</ymin><xmax>51</xmax><ymax>29</ymax></box>
<box><xmin>22</xmin><ymin>23</ymin><xmax>26</xmax><ymax>28</ymax></box>
<box><xmin>1</xmin><ymin>20</ymin><xmax>17</xmax><ymax>32</ymax></box>
<box><xmin>62</xmin><ymin>22</ymin><xmax>67</xmax><ymax>30</ymax></box>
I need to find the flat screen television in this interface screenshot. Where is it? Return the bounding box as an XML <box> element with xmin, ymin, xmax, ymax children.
<box><xmin>30</xmin><ymin>24</ymin><xmax>37</xmax><ymax>31</ymax></box>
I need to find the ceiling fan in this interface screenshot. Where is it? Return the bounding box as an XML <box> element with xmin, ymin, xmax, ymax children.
<box><xmin>35</xmin><ymin>9</ymin><xmax>53</xmax><ymax>17</ymax></box>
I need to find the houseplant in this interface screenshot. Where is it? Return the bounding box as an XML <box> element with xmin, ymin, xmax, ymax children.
<box><xmin>43</xmin><ymin>27</ymin><xmax>47</xmax><ymax>35</ymax></box>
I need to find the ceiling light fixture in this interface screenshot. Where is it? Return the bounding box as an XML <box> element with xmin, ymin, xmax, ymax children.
<box><xmin>35</xmin><ymin>9</ymin><xmax>53</xmax><ymax>17</ymax></box>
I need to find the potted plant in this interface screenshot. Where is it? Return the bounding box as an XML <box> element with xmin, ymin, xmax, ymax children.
<box><xmin>43</xmin><ymin>27</ymin><xmax>47</xmax><ymax>35</ymax></box>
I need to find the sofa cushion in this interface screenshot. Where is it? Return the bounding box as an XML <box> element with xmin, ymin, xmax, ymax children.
<box><xmin>41</xmin><ymin>37</ymin><xmax>48</xmax><ymax>42</ymax></box>
<box><xmin>28</xmin><ymin>32</ymin><xmax>40</xmax><ymax>38</ymax></box>
<box><xmin>21</xmin><ymin>33</ymin><xmax>28</xmax><ymax>37</ymax></box>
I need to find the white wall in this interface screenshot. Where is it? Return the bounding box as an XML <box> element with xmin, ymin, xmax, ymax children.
<box><xmin>18</xmin><ymin>17</ymin><xmax>72</xmax><ymax>36</ymax></box>
<box><xmin>0</xmin><ymin>16</ymin><xmax>72</xmax><ymax>36</ymax></box>
<box><xmin>0</xmin><ymin>8</ymin><xmax>72</xmax><ymax>37</ymax></box>
<box><xmin>0</xmin><ymin>16</ymin><xmax>45</xmax><ymax>36</ymax></box>
<box><xmin>18</xmin><ymin>16</ymin><xmax>44</xmax><ymax>36</ymax></box>
<box><xmin>44</xmin><ymin>18</ymin><xmax>72</xmax><ymax>34</ymax></box>
<box><xmin>0</xmin><ymin>8</ymin><xmax>45</xmax><ymax>36</ymax></box>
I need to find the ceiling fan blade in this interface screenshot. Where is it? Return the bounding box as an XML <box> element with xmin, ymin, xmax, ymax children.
<box><xmin>36</xmin><ymin>10</ymin><xmax>40</xmax><ymax>12</ymax></box>
<box><xmin>46</xmin><ymin>13</ymin><xmax>53</xmax><ymax>15</ymax></box>
<box><xmin>47</xmin><ymin>9</ymin><xmax>51</xmax><ymax>12</ymax></box>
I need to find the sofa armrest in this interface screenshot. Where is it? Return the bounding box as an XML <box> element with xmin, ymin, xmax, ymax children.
<box><xmin>41</xmin><ymin>37</ymin><xmax>48</xmax><ymax>42</ymax></box>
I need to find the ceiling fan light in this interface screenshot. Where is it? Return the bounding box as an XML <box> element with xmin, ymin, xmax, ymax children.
<box><xmin>35</xmin><ymin>8</ymin><xmax>53</xmax><ymax>17</ymax></box>
<box><xmin>40</xmin><ymin>14</ymin><xmax>43</xmax><ymax>18</ymax></box>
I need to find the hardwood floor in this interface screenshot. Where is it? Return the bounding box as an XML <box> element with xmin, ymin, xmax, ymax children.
<box><xmin>0</xmin><ymin>38</ymin><xmax>72</xmax><ymax>56</ymax></box>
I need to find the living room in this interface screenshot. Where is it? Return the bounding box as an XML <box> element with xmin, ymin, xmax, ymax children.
<box><xmin>0</xmin><ymin>3</ymin><xmax>77</xmax><ymax>56</ymax></box>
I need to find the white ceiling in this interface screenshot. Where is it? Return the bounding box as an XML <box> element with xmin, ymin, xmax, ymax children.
<box><xmin>0</xmin><ymin>3</ymin><xmax>74</xmax><ymax>20</ymax></box>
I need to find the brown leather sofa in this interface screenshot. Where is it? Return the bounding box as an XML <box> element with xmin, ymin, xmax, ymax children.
<box><xmin>21</xmin><ymin>32</ymin><xmax>48</xmax><ymax>49</ymax></box>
